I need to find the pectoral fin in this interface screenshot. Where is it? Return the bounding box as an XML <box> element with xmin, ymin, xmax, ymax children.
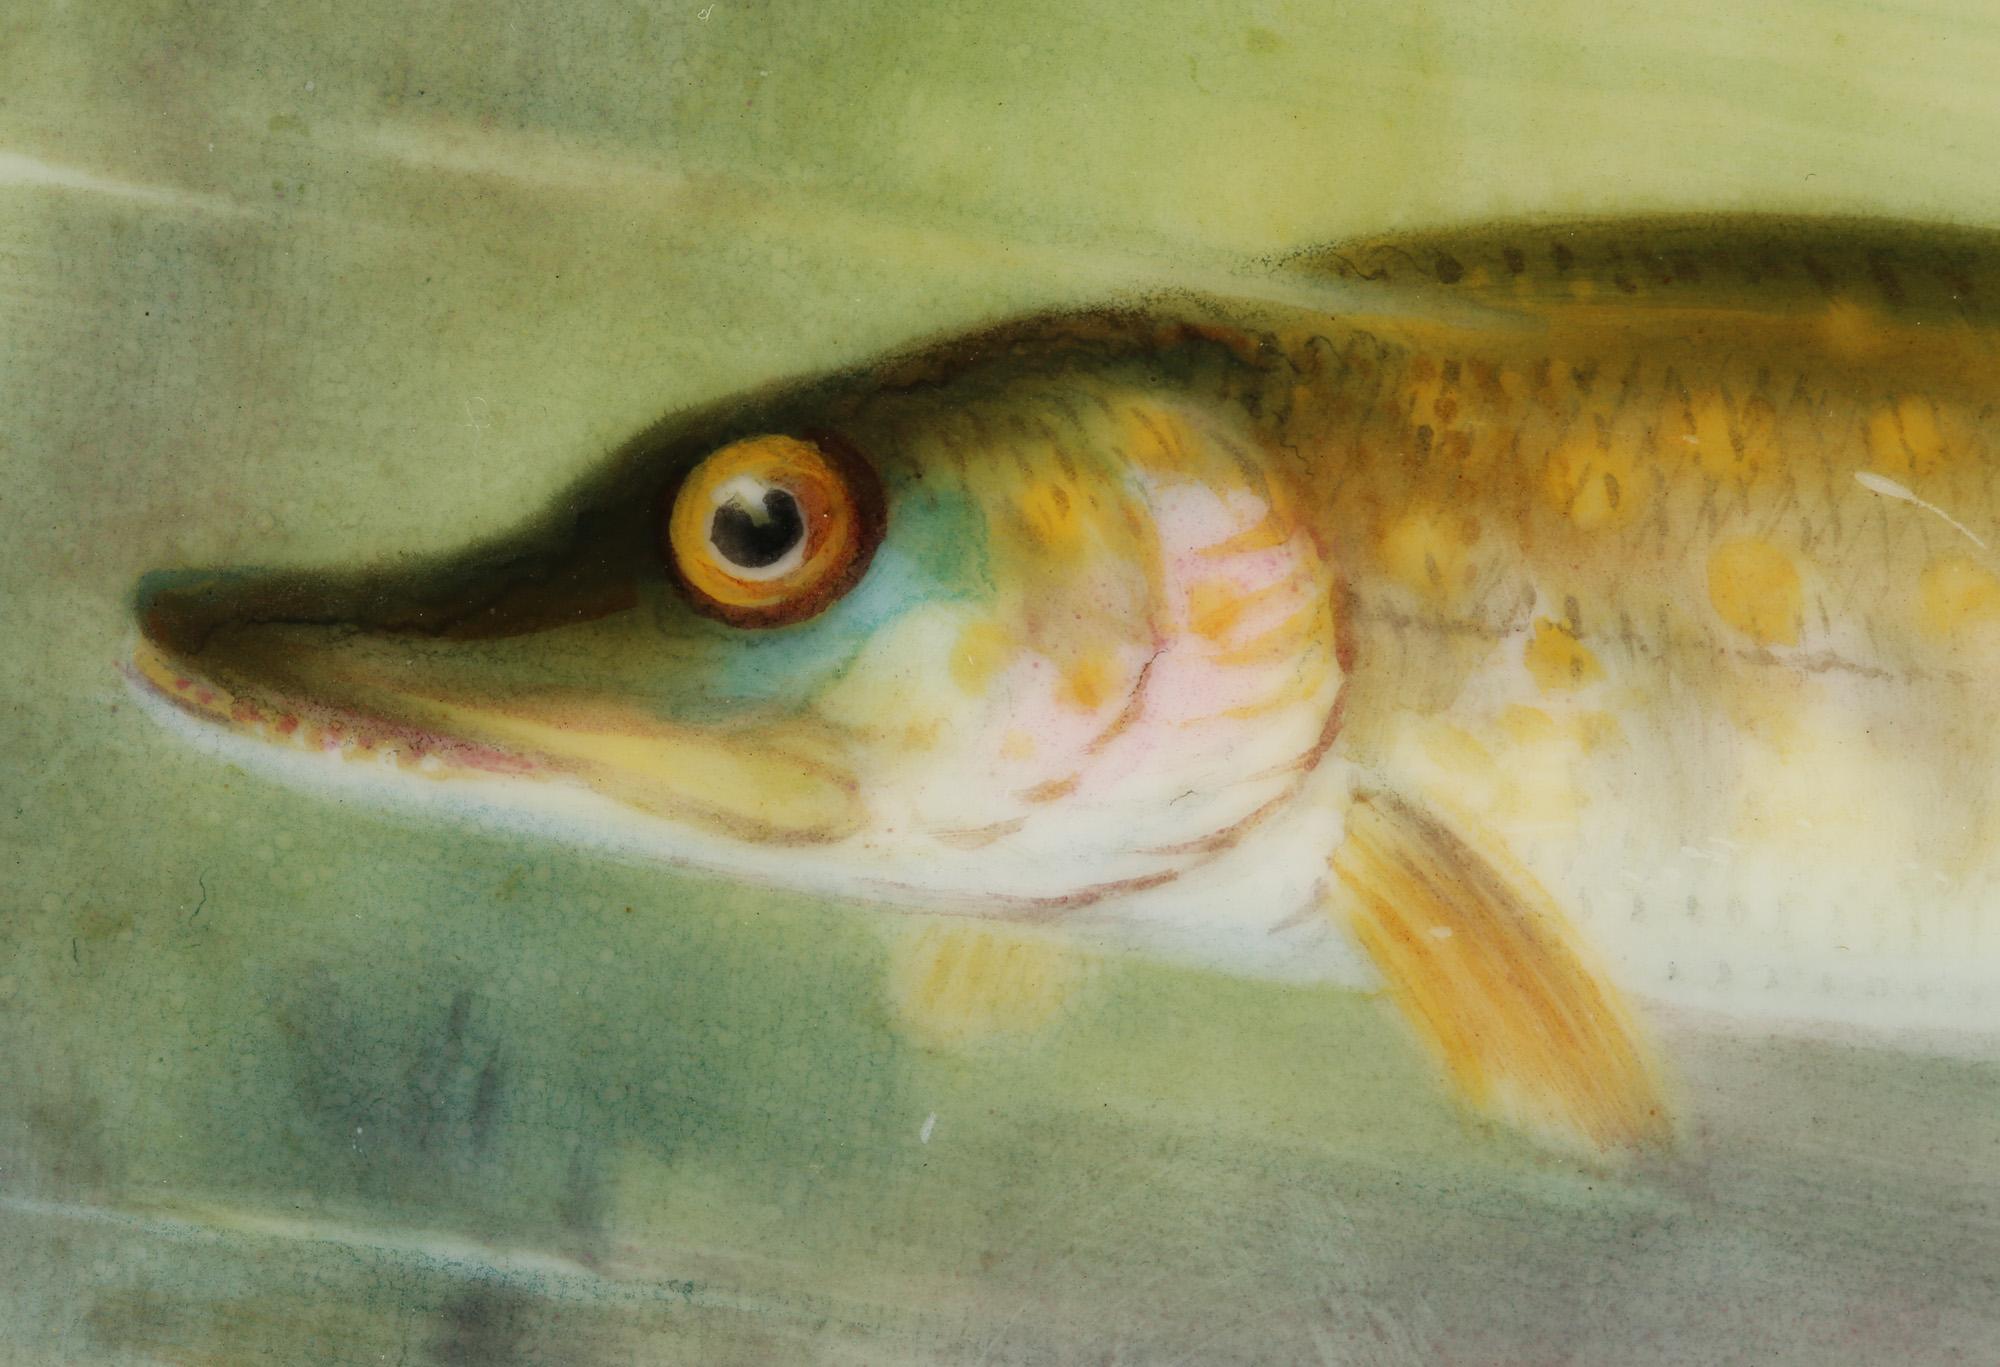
<box><xmin>1331</xmin><ymin>789</ymin><xmax>1668</xmax><ymax>1154</ymax></box>
<box><xmin>886</xmin><ymin>922</ymin><xmax>1094</xmax><ymax>1048</ymax></box>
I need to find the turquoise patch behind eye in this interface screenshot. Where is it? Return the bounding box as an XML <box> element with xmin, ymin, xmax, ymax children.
<box><xmin>651</xmin><ymin>473</ymin><xmax>991</xmax><ymax>719</ymax></box>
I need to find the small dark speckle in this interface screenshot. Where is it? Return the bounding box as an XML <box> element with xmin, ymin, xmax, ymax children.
<box><xmin>1551</xmin><ymin>242</ymin><xmax>1575</xmax><ymax>273</ymax></box>
<box><xmin>1502</xmin><ymin>246</ymin><xmax>1526</xmax><ymax>276</ymax></box>
<box><xmin>1245</xmin><ymin>25</ymin><xmax>1283</xmax><ymax>53</ymax></box>
<box><xmin>1434</xmin><ymin>253</ymin><xmax>1464</xmax><ymax>284</ymax></box>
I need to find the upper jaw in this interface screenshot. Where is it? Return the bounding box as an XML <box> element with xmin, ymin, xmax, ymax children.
<box><xmin>128</xmin><ymin>565</ymin><xmax>866</xmax><ymax>846</ymax></box>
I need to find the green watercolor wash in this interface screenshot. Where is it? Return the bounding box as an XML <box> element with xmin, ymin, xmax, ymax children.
<box><xmin>5</xmin><ymin>0</ymin><xmax>2000</xmax><ymax>1360</ymax></box>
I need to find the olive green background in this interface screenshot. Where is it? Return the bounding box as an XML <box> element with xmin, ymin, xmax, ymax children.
<box><xmin>4</xmin><ymin>1</ymin><xmax>1999</xmax><ymax>1362</ymax></box>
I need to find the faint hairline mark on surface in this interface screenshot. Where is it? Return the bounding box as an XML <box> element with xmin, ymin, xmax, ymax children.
<box><xmin>1853</xmin><ymin>470</ymin><xmax>1989</xmax><ymax>550</ymax></box>
<box><xmin>462</xmin><ymin>398</ymin><xmax>492</xmax><ymax>450</ymax></box>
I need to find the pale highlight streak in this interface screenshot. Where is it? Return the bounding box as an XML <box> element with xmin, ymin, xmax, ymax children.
<box><xmin>1854</xmin><ymin>470</ymin><xmax>1990</xmax><ymax>550</ymax></box>
<box><xmin>0</xmin><ymin>150</ymin><xmax>254</xmax><ymax>216</ymax></box>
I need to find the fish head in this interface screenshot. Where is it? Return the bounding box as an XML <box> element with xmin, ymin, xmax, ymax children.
<box><xmin>130</xmin><ymin>312</ymin><xmax>1349</xmax><ymax>912</ymax></box>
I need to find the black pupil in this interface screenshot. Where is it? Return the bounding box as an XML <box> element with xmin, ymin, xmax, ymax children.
<box><xmin>709</xmin><ymin>487</ymin><xmax>806</xmax><ymax>569</ymax></box>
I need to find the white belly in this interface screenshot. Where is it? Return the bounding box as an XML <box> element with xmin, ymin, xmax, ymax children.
<box><xmin>1099</xmin><ymin>614</ymin><xmax>2000</xmax><ymax>1046</ymax></box>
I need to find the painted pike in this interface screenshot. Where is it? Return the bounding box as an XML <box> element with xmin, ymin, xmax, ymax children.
<box><xmin>129</xmin><ymin>216</ymin><xmax>2000</xmax><ymax>1152</ymax></box>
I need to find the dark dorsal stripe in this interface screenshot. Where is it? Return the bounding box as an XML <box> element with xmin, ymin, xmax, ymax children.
<box><xmin>1290</xmin><ymin>214</ymin><xmax>2000</xmax><ymax>326</ymax></box>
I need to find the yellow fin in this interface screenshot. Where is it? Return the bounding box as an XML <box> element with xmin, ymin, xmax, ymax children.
<box><xmin>886</xmin><ymin>922</ymin><xmax>1093</xmax><ymax>1048</ymax></box>
<box><xmin>1330</xmin><ymin>790</ymin><xmax>1669</xmax><ymax>1155</ymax></box>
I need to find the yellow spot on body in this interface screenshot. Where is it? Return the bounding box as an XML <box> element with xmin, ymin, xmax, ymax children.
<box><xmin>1684</xmin><ymin>393</ymin><xmax>1735</xmax><ymax>480</ymax></box>
<box><xmin>1523</xmin><ymin>618</ymin><xmax>1604</xmax><ymax>691</ymax></box>
<box><xmin>1707</xmin><ymin>538</ymin><xmax>1803</xmax><ymax>646</ymax></box>
<box><xmin>1542</xmin><ymin>428</ymin><xmax>1640</xmax><ymax>530</ymax></box>
<box><xmin>1867</xmin><ymin>396</ymin><xmax>1947</xmax><ymax>480</ymax></box>
<box><xmin>1001</xmin><ymin>730</ymin><xmax>1035</xmax><ymax>760</ymax></box>
<box><xmin>1061</xmin><ymin>649</ymin><xmax>1118</xmax><ymax>711</ymax></box>
<box><xmin>1185</xmin><ymin>580</ymin><xmax>1250</xmax><ymax>641</ymax></box>
<box><xmin>1499</xmin><ymin>704</ymin><xmax>1556</xmax><ymax>745</ymax></box>
<box><xmin>1896</xmin><ymin>394</ymin><xmax>1947</xmax><ymax>475</ymax></box>
<box><xmin>1016</xmin><ymin>479</ymin><xmax>1084</xmax><ymax>551</ymax></box>
<box><xmin>1918</xmin><ymin>555</ymin><xmax>2000</xmax><ymax>637</ymax></box>
<box><xmin>1379</xmin><ymin>507</ymin><xmax>1477</xmax><ymax>601</ymax></box>
<box><xmin>1681</xmin><ymin>391</ymin><xmax>1775</xmax><ymax>489</ymax></box>
<box><xmin>950</xmin><ymin>620</ymin><xmax>1013</xmax><ymax>693</ymax></box>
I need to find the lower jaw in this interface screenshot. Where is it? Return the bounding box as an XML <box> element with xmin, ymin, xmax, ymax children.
<box><xmin>125</xmin><ymin>639</ymin><xmax>863</xmax><ymax>845</ymax></box>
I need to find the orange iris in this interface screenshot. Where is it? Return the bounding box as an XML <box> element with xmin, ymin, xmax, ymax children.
<box><xmin>664</xmin><ymin>434</ymin><xmax>884</xmax><ymax>627</ymax></box>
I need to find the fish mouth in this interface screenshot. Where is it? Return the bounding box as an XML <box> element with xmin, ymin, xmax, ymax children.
<box><xmin>127</xmin><ymin>567</ymin><xmax>864</xmax><ymax>847</ymax></box>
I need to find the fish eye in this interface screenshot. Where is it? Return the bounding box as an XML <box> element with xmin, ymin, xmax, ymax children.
<box><xmin>664</xmin><ymin>433</ymin><xmax>884</xmax><ymax>626</ymax></box>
